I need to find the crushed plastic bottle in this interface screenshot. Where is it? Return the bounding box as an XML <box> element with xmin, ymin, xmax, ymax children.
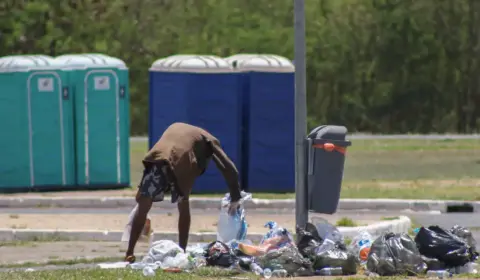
<box><xmin>426</xmin><ymin>270</ymin><xmax>452</xmax><ymax>279</ymax></box>
<box><xmin>142</xmin><ymin>266</ymin><xmax>155</xmax><ymax>277</ymax></box>
<box><xmin>128</xmin><ymin>262</ymin><xmax>145</xmax><ymax>270</ymax></box>
<box><xmin>272</xmin><ymin>269</ymin><xmax>288</xmax><ymax>278</ymax></box>
<box><xmin>364</xmin><ymin>271</ymin><xmax>380</xmax><ymax>277</ymax></box>
<box><xmin>454</xmin><ymin>262</ymin><xmax>478</xmax><ymax>274</ymax></box>
<box><xmin>315</xmin><ymin>267</ymin><xmax>343</xmax><ymax>276</ymax></box>
<box><xmin>250</xmin><ymin>262</ymin><xmax>264</xmax><ymax>276</ymax></box>
<box><xmin>349</xmin><ymin>230</ymin><xmax>373</xmax><ymax>265</ymax></box>
<box><xmin>263</xmin><ymin>268</ymin><xmax>273</xmax><ymax>279</ymax></box>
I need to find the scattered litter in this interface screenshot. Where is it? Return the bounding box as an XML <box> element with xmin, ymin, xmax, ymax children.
<box><xmin>426</xmin><ymin>270</ymin><xmax>452</xmax><ymax>279</ymax></box>
<box><xmin>114</xmin><ymin>199</ymin><xmax>480</xmax><ymax>278</ymax></box>
<box><xmin>216</xmin><ymin>192</ymin><xmax>251</xmax><ymax>243</ymax></box>
<box><xmin>238</xmin><ymin>221</ymin><xmax>293</xmax><ymax>257</ymax></box>
<box><xmin>316</xmin><ymin>267</ymin><xmax>343</xmax><ymax>276</ymax></box>
<box><xmin>205</xmin><ymin>241</ymin><xmax>237</xmax><ymax>268</ymax></box>
<box><xmin>349</xmin><ymin>230</ymin><xmax>373</xmax><ymax>265</ymax></box>
<box><xmin>97</xmin><ymin>261</ymin><xmax>129</xmax><ymax>269</ymax></box>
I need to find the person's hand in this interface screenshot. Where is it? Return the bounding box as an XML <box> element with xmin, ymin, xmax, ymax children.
<box><xmin>227</xmin><ymin>201</ymin><xmax>240</xmax><ymax>216</ymax></box>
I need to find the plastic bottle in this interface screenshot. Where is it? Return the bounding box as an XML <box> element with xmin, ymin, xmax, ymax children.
<box><xmin>426</xmin><ymin>270</ymin><xmax>452</xmax><ymax>279</ymax></box>
<box><xmin>455</xmin><ymin>262</ymin><xmax>478</xmax><ymax>274</ymax></box>
<box><xmin>315</xmin><ymin>267</ymin><xmax>343</xmax><ymax>276</ymax></box>
<box><xmin>263</xmin><ymin>268</ymin><xmax>273</xmax><ymax>279</ymax></box>
<box><xmin>250</xmin><ymin>263</ymin><xmax>264</xmax><ymax>276</ymax></box>
<box><xmin>349</xmin><ymin>230</ymin><xmax>372</xmax><ymax>264</ymax></box>
<box><xmin>272</xmin><ymin>269</ymin><xmax>288</xmax><ymax>277</ymax></box>
<box><xmin>142</xmin><ymin>266</ymin><xmax>156</xmax><ymax>277</ymax></box>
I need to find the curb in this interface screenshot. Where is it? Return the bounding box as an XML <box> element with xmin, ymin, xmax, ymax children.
<box><xmin>0</xmin><ymin>216</ymin><xmax>411</xmax><ymax>242</ymax></box>
<box><xmin>0</xmin><ymin>197</ymin><xmax>478</xmax><ymax>212</ymax></box>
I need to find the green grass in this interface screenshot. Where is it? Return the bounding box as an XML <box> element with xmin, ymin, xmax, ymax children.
<box><xmin>0</xmin><ymin>257</ymin><xmax>122</xmax><ymax>269</ymax></box>
<box><xmin>2</xmin><ymin>267</ymin><xmax>480</xmax><ymax>280</ymax></box>
<box><xmin>381</xmin><ymin>216</ymin><xmax>400</xmax><ymax>221</ymax></box>
<box><xmin>0</xmin><ymin>235</ymin><xmax>72</xmax><ymax>248</ymax></box>
<box><xmin>0</xmin><ymin>267</ymin><xmax>255</xmax><ymax>280</ymax></box>
<box><xmin>129</xmin><ymin>139</ymin><xmax>480</xmax><ymax>200</ymax></box>
<box><xmin>335</xmin><ymin>217</ymin><xmax>357</xmax><ymax>227</ymax></box>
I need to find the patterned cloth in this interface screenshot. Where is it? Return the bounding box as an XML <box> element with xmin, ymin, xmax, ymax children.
<box><xmin>138</xmin><ymin>162</ymin><xmax>181</xmax><ymax>203</ymax></box>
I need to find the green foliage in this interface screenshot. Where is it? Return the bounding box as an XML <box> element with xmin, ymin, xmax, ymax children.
<box><xmin>336</xmin><ymin>217</ymin><xmax>358</xmax><ymax>227</ymax></box>
<box><xmin>1</xmin><ymin>0</ymin><xmax>479</xmax><ymax>134</ymax></box>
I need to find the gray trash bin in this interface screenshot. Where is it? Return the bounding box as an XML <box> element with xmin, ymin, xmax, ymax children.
<box><xmin>305</xmin><ymin>125</ymin><xmax>352</xmax><ymax>214</ymax></box>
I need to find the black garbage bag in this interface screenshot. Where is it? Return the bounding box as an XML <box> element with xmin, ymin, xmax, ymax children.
<box><xmin>367</xmin><ymin>232</ymin><xmax>426</xmax><ymax>276</ymax></box>
<box><xmin>421</xmin><ymin>255</ymin><xmax>446</xmax><ymax>271</ymax></box>
<box><xmin>237</xmin><ymin>256</ymin><xmax>253</xmax><ymax>271</ymax></box>
<box><xmin>415</xmin><ymin>226</ymin><xmax>478</xmax><ymax>267</ymax></box>
<box><xmin>313</xmin><ymin>240</ymin><xmax>357</xmax><ymax>275</ymax></box>
<box><xmin>296</xmin><ymin>222</ymin><xmax>356</xmax><ymax>275</ymax></box>
<box><xmin>296</xmin><ymin>223</ymin><xmax>323</xmax><ymax>258</ymax></box>
<box><xmin>204</xmin><ymin>241</ymin><xmax>237</xmax><ymax>268</ymax></box>
<box><xmin>256</xmin><ymin>244</ymin><xmax>314</xmax><ymax>276</ymax></box>
<box><xmin>450</xmin><ymin>225</ymin><xmax>478</xmax><ymax>253</ymax></box>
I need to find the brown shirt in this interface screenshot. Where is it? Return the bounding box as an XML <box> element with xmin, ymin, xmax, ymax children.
<box><xmin>144</xmin><ymin>122</ymin><xmax>241</xmax><ymax>202</ymax></box>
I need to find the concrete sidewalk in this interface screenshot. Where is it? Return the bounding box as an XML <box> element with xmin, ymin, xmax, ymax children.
<box><xmin>0</xmin><ymin>195</ymin><xmax>478</xmax><ymax>212</ymax></box>
<box><xmin>0</xmin><ymin>212</ymin><xmax>378</xmax><ymax>233</ymax></box>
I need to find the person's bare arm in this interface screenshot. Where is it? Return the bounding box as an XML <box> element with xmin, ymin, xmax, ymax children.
<box><xmin>210</xmin><ymin>139</ymin><xmax>242</xmax><ymax>203</ymax></box>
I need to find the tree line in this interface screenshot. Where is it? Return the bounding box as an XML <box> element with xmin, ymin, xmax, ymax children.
<box><xmin>1</xmin><ymin>0</ymin><xmax>479</xmax><ymax>134</ymax></box>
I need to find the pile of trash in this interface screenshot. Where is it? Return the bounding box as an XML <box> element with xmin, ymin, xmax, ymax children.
<box><xmin>102</xmin><ymin>192</ymin><xmax>480</xmax><ymax>278</ymax></box>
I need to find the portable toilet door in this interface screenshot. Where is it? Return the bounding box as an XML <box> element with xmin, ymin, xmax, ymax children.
<box><xmin>227</xmin><ymin>54</ymin><xmax>295</xmax><ymax>192</ymax></box>
<box><xmin>149</xmin><ymin>55</ymin><xmax>242</xmax><ymax>193</ymax></box>
<box><xmin>56</xmin><ymin>54</ymin><xmax>130</xmax><ymax>187</ymax></box>
<box><xmin>0</xmin><ymin>55</ymin><xmax>75</xmax><ymax>190</ymax></box>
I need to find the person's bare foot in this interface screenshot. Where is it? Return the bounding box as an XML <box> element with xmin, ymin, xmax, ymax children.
<box><xmin>124</xmin><ymin>255</ymin><xmax>136</xmax><ymax>263</ymax></box>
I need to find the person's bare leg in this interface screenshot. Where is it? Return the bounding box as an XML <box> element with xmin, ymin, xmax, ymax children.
<box><xmin>125</xmin><ymin>192</ymin><xmax>153</xmax><ymax>260</ymax></box>
<box><xmin>177</xmin><ymin>198</ymin><xmax>191</xmax><ymax>251</ymax></box>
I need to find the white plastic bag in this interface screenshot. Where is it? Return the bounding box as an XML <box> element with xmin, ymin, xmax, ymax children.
<box><xmin>121</xmin><ymin>204</ymin><xmax>154</xmax><ymax>246</ymax></box>
<box><xmin>216</xmin><ymin>191</ymin><xmax>252</xmax><ymax>243</ymax></box>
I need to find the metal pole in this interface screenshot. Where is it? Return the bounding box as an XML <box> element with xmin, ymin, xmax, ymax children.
<box><xmin>294</xmin><ymin>0</ymin><xmax>308</xmax><ymax>228</ymax></box>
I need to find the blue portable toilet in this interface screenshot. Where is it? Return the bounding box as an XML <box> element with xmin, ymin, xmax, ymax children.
<box><xmin>55</xmin><ymin>54</ymin><xmax>130</xmax><ymax>188</ymax></box>
<box><xmin>0</xmin><ymin>55</ymin><xmax>76</xmax><ymax>191</ymax></box>
<box><xmin>226</xmin><ymin>54</ymin><xmax>295</xmax><ymax>192</ymax></box>
<box><xmin>149</xmin><ymin>55</ymin><xmax>242</xmax><ymax>193</ymax></box>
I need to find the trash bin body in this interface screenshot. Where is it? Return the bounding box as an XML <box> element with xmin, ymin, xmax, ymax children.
<box><xmin>55</xmin><ymin>54</ymin><xmax>130</xmax><ymax>187</ymax></box>
<box><xmin>306</xmin><ymin>125</ymin><xmax>351</xmax><ymax>214</ymax></box>
<box><xmin>0</xmin><ymin>55</ymin><xmax>75</xmax><ymax>190</ymax></box>
<box><xmin>226</xmin><ymin>54</ymin><xmax>295</xmax><ymax>192</ymax></box>
<box><xmin>149</xmin><ymin>55</ymin><xmax>242</xmax><ymax>193</ymax></box>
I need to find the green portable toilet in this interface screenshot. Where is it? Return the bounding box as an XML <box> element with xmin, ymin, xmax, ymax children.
<box><xmin>0</xmin><ymin>55</ymin><xmax>75</xmax><ymax>191</ymax></box>
<box><xmin>55</xmin><ymin>54</ymin><xmax>130</xmax><ymax>187</ymax></box>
